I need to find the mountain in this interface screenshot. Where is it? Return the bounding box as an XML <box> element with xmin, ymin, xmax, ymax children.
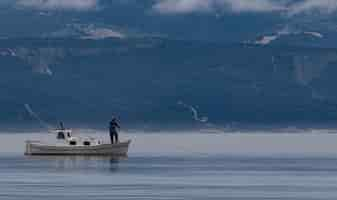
<box><xmin>2</xmin><ymin>1</ymin><xmax>337</xmax><ymax>129</ymax></box>
<box><xmin>1</xmin><ymin>37</ymin><xmax>337</xmax><ymax>129</ymax></box>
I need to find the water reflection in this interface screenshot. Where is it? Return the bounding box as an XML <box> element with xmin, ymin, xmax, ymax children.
<box><xmin>25</xmin><ymin>155</ymin><xmax>127</xmax><ymax>173</ymax></box>
<box><xmin>109</xmin><ymin>158</ymin><xmax>120</xmax><ymax>172</ymax></box>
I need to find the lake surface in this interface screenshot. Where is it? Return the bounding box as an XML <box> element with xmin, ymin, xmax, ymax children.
<box><xmin>1</xmin><ymin>131</ymin><xmax>337</xmax><ymax>200</ymax></box>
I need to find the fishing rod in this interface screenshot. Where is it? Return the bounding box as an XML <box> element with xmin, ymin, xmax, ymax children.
<box><xmin>24</xmin><ymin>104</ymin><xmax>55</xmax><ymax>132</ymax></box>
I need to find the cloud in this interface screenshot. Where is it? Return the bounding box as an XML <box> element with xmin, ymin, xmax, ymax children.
<box><xmin>153</xmin><ymin>0</ymin><xmax>337</xmax><ymax>15</ymax></box>
<box><xmin>16</xmin><ymin>0</ymin><xmax>98</xmax><ymax>11</ymax></box>
<box><xmin>153</xmin><ymin>0</ymin><xmax>213</xmax><ymax>14</ymax></box>
<box><xmin>289</xmin><ymin>0</ymin><xmax>337</xmax><ymax>15</ymax></box>
<box><xmin>221</xmin><ymin>0</ymin><xmax>285</xmax><ymax>13</ymax></box>
<box><xmin>153</xmin><ymin>0</ymin><xmax>285</xmax><ymax>14</ymax></box>
<box><xmin>11</xmin><ymin>0</ymin><xmax>337</xmax><ymax>15</ymax></box>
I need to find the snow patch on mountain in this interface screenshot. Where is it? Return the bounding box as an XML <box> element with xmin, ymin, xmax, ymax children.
<box><xmin>178</xmin><ymin>101</ymin><xmax>208</xmax><ymax>123</ymax></box>
<box><xmin>303</xmin><ymin>31</ymin><xmax>324</xmax><ymax>38</ymax></box>
<box><xmin>50</xmin><ymin>24</ymin><xmax>126</xmax><ymax>39</ymax></box>
<box><xmin>254</xmin><ymin>29</ymin><xmax>324</xmax><ymax>45</ymax></box>
<box><xmin>81</xmin><ymin>27</ymin><xmax>125</xmax><ymax>39</ymax></box>
<box><xmin>255</xmin><ymin>35</ymin><xmax>279</xmax><ymax>45</ymax></box>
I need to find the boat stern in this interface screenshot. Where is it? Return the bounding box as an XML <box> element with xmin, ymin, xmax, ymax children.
<box><xmin>24</xmin><ymin>141</ymin><xmax>32</xmax><ymax>155</ymax></box>
<box><xmin>24</xmin><ymin>140</ymin><xmax>40</xmax><ymax>155</ymax></box>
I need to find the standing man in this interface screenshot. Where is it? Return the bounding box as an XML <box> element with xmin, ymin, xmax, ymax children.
<box><xmin>59</xmin><ymin>121</ymin><xmax>65</xmax><ymax>130</ymax></box>
<box><xmin>109</xmin><ymin>117</ymin><xmax>120</xmax><ymax>144</ymax></box>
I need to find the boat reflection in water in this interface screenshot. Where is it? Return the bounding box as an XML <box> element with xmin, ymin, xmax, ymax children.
<box><xmin>25</xmin><ymin>155</ymin><xmax>125</xmax><ymax>173</ymax></box>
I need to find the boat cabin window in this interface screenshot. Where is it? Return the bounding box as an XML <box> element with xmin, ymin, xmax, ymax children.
<box><xmin>69</xmin><ymin>141</ymin><xmax>77</xmax><ymax>145</ymax></box>
<box><xmin>83</xmin><ymin>141</ymin><xmax>90</xmax><ymax>146</ymax></box>
<box><xmin>57</xmin><ymin>132</ymin><xmax>65</xmax><ymax>139</ymax></box>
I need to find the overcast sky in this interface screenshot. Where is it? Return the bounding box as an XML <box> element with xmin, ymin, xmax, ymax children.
<box><xmin>13</xmin><ymin>0</ymin><xmax>98</xmax><ymax>11</ymax></box>
<box><xmin>7</xmin><ymin>0</ymin><xmax>337</xmax><ymax>16</ymax></box>
<box><xmin>153</xmin><ymin>0</ymin><xmax>337</xmax><ymax>15</ymax></box>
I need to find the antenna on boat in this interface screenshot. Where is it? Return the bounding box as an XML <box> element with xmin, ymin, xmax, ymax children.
<box><xmin>24</xmin><ymin>104</ymin><xmax>54</xmax><ymax>131</ymax></box>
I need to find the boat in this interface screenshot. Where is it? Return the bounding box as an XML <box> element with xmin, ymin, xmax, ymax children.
<box><xmin>25</xmin><ymin>129</ymin><xmax>131</xmax><ymax>156</ymax></box>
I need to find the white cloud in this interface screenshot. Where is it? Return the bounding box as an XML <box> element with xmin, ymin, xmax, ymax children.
<box><xmin>154</xmin><ymin>0</ymin><xmax>337</xmax><ymax>15</ymax></box>
<box><xmin>16</xmin><ymin>0</ymin><xmax>98</xmax><ymax>11</ymax></box>
<box><xmin>221</xmin><ymin>0</ymin><xmax>285</xmax><ymax>13</ymax></box>
<box><xmin>289</xmin><ymin>0</ymin><xmax>337</xmax><ymax>15</ymax></box>
<box><xmin>153</xmin><ymin>0</ymin><xmax>213</xmax><ymax>14</ymax></box>
<box><xmin>11</xmin><ymin>0</ymin><xmax>337</xmax><ymax>15</ymax></box>
<box><xmin>153</xmin><ymin>0</ymin><xmax>285</xmax><ymax>14</ymax></box>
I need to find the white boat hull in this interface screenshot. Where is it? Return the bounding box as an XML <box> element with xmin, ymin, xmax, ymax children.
<box><xmin>25</xmin><ymin>140</ymin><xmax>131</xmax><ymax>156</ymax></box>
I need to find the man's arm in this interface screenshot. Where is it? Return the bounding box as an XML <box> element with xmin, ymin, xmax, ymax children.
<box><xmin>115</xmin><ymin>122</ymin><xmax>121</xmax><ymax>129</ymax></box>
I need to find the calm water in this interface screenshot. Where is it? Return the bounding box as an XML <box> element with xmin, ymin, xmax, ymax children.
<box><xmin>1</xmin><ymin>132</ymin><xmax>337</xmax><ymax>200</ymax></box>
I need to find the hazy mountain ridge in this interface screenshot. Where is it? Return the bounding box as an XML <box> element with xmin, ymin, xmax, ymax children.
<box><xmin>1</xmin><ymin>37</ymin><xmax>337</xmax><ymax>128</ymax></box>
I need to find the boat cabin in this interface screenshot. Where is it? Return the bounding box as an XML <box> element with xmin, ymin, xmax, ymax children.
<box><xmin>52</xmin><ymin>129</ymin><xmax>100</xmax><ymax>146</ymax></box>
<box><xmin>55</xmin><ymin>129</ymin><xmax>72</xmax><ymax>140</ymax></box>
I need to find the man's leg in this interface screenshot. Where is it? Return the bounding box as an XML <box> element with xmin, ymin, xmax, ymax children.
<box><xmin>114</xmin><ymin>132</ymin><xmax>119</xmax><ymax>143</ymax></box>
<box><xmin>110</xmin><ymin>132</ymin><xmax>114</xmax><ymax>144</ymax></box>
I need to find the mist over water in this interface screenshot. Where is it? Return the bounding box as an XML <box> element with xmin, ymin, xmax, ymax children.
<box><xmin>2</xmin><ymin>129</ymin><xmax>337</xmax><ymax>156</ymax></box>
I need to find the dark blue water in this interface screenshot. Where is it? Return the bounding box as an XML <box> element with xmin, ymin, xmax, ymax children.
<box><xmin>1</xmin><ymin>154</ymin><xmax>337</xmax><ymax>200</ymax></box>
